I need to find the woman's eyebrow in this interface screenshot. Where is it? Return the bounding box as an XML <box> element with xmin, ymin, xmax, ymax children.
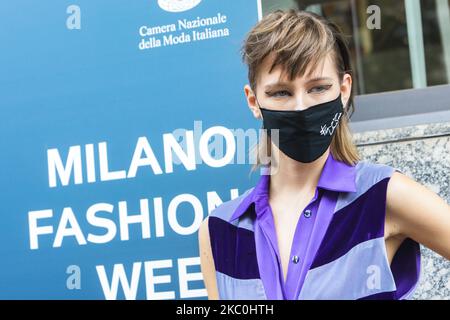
<box><xmin>264</xmin><ymin>81</ymin><xmax>291</xmax><ymax>90</ymax></box>
<box><xmin>305</xmin><ymin>77</ymin><xmax>333</xmax><ymax>84</ymax></box>
<box><xmin>264</xmin><ymin>77</ymin><xmax>333</xmax><ymax>89</ymax></box>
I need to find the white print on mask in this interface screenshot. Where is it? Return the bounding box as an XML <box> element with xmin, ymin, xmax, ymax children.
<box><xmin>320</xmin><ymin>113</ymin><xmax>343</xmax><ymax>136</ymax></box>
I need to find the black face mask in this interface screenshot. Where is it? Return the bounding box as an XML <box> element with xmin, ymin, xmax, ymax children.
<box><xmin>256</xmin><ymin>94</ymin><xmax>344</xmax><ymax>163</ymax></box>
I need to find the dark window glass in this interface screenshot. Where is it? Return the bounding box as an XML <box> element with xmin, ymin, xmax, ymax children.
<box><xmin>260</xmin><ymin>0</ymin><xmax>450</xmax><ymax>95</ymax></box>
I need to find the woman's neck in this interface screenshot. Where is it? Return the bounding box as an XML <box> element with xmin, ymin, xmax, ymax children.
<box><xmin>268</xmin><ymin>147</ymin><xmax>330</xmax><ymax>200</ymax></box>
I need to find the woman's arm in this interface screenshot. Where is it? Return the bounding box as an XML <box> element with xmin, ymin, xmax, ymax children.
<box><xmin>198</xmin><ymin>217</ymin><xmax>219</xmax><ymax>299</ymax></box>
<box><xmin>386</xmin><ymin>171</ymin><xmax>450</xmax><ymax>259</ymax></box>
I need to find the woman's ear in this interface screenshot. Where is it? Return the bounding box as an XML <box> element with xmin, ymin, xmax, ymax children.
<box><xmin>340</xmin><ymin>73</ymin><xmax>353</xmax><ymax>109</ymax></box>
<box><xmin>244</xmin><ymin>84</ymin><xmax>262</xmax><ymax>119</ymax></box>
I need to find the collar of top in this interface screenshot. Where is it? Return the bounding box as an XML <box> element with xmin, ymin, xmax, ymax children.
<box><xmin>229</xmin><ymin>151</ymin><xmax>357</xmax><ymax>222</ymax></box>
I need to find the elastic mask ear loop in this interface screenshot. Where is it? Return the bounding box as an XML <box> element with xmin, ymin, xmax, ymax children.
<box><xmin>254</xmin><ymin>93</ymin><xmax>262</xmax><ymax>111</ymax></box>
<box><xmin>253</xmin><ymin>92</ymin><xmax>265</xmax><ymax>122</ymax></box>
<box><xmin>343</xmin><ymin>99</ymin><xmax>351</xmax><ymax>121</ymax></box>
<box><xmin>254</xmin><ymin>93</ymin><xmax>264</xmax><ymax>136</ymax></box>
<box><xmin>254</xmin><ymin>93</ymin><xmax>271</xmax><ymax>172</ymax></box>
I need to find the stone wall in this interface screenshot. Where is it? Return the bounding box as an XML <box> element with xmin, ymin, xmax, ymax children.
<box><xmin>353</xmin><ymin>121</ymin><xmax>450</xmax><ymax>299</ymax></box>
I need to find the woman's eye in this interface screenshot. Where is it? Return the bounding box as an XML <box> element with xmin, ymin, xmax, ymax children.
<box><xmin>308</xmin><ymin>85</ymin><xmax>332</xmax><ymax>93</ymax></box>
<box><xmin>267</xmin><ymin>90</ymin><xmax>291</xmax><ymax>97</ymax></box>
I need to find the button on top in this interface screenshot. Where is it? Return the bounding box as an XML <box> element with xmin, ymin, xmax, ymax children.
<box><xmin>304</xmin><ymin>209</ymin><xmax>312</xmax><ymax>218</ymax></box>
<box><xmin>291</xmin><ymin>255</ymin><xmax>300</xmax><ymax>264</ymax></box>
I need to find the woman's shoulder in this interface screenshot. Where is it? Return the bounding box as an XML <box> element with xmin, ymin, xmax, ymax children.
<box><xmin>200</xmin><ymin>186</ymin><xmax>255</xmax><ymax>247</ymax></box>
<box><xmin>354</xmin><ymin>158</ymin><xmax>402</xmax><ymax>186</ymax></box>
<box><xmin>208</xmin><ymin>187</ymin><xmax>254</xmax><ymax>222</ymax></box>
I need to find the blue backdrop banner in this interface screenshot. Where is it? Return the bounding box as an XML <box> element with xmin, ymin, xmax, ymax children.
<box><xmin>0</xmin><ymin>0</ymin><xmax>261</xmax><ymax>299</ymax></box>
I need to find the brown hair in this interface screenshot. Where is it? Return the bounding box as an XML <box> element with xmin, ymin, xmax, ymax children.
<box><xmin>240</xmin><ymin>9</ymin><xmax>360</xmax><ymax>173</ymax></box>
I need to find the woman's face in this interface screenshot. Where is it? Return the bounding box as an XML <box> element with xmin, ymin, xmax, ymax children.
<box><xmin>244</xmin><ymin>52</ymin><xmax>352</xmax><ymax>118</ymax></box>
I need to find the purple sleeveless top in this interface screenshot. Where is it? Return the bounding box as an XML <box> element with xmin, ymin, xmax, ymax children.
<box><xmin>208</xmin><ymin>153</ymin><xmax>421</xmax><ymax>299</ymax></box>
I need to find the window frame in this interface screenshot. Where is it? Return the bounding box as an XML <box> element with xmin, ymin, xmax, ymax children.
<box><xmin>257</xmin><ymin>0</ymin><xmax>450</xmax><ymax>132</ymax></box>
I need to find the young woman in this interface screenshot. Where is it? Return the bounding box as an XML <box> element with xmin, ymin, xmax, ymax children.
<box><xmin>198</xmin><ymin>9</ymin><xmax>450</xmax><ymax>300</ymax></box>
